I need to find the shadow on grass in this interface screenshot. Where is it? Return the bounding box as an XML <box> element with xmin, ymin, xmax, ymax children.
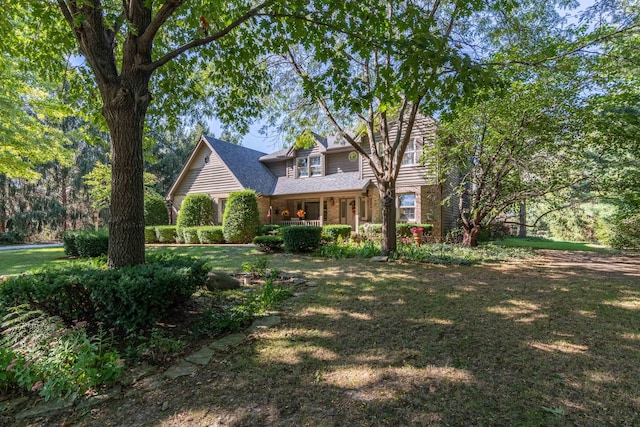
<box><xmin>67</xmin><ymin>252</ymin><xmax>640</xmax><ymax>426</ymax></box>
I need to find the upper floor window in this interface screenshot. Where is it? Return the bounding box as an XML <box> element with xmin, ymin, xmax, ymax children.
<box><xmin>402</xmin><ymin>138</ymin><xmax>419</xmax><ymax>166</ymax></box>
<box><xmin>297</xmin><ymin>155</ymin><xmax>322</xmax><ymax>178</ymax></box>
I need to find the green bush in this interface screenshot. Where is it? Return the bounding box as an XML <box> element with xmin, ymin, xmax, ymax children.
<box><xmin>144</xmin><ymin>226</ymin><xmax>158</xmax><ymax>243</ymax></box>
<box><xmin>181</xmin><ymin>227</ymin><xmax>201</xmax><ymax>244</ymax></box>
<box><xmin>282</xmin><ymin>226</ymin><xmax>322</xmax><ymax>252</ymax></box>
<box><xmin>359</xmin><ymin>223</ymin><xmax>434</xmax><ymax>239</ymax></box>
<box><xmin>222</xmin><ymin>190</ymin><xmax>260</xmax><ymax>243</ymax></box>
<box><xmin>155</xmin><ymin>226</ymin><xmax>178</xmax><ymax>243</ymax></box>
<box><xmin>322</xmin><ymin>225</ymin><xmax>352</xmax><ymax>242</ymax></box>
<box><xmin>608</xmin><ymin>213</ymin><xmax>640</xmax><ymax>249</ymax></box>
<box><xmin>320</xmin><ymin>240</ymin><xmax>381</xmax><ymax>259</ymax></box>
<box><xmin>253</xmin><ymin>235</ymin><xmax>284</xmax><ymax>252</ymax></box>
<box><xmin>74</xmin><ymin>230</ymin><xmax>109</xmax><ymax>257</ymax></box>
<box><xmin>0</xmin><ymin>254</ymin><xmax>208</xmax><ymax>335</ymax></box>
<box><xmin>197</xmin><ymin>226</ymin><xmax>224</xmax><ymax>244</ymax></box>
<box><xmin>62</xmin><ymin>231</ymin><xmax>79</xmax><ymax>256</ymax></box>
<box><xmin>176</xmin><ymin>194</ymin><xmax>213</xmax><ymax>228</ymax></box>
<box><xmin>144</xmin><ymin>192</ymin><xmax>169</xmax><ymax>226</ymax></box>
<box><xmin>0</xmin><ymin>231</ymin><xmax>24</xmax><ymax>245</ymax></box>
<box><xmin>258</xmin><ymin>224</ymin><xmax>281</xmax><ymax>236</ymax></box>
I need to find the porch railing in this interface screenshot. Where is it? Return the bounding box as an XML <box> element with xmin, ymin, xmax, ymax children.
<box><xmin>278</xmin><ymin>219</ymin><xmax>322</xmax><ymax>226</ymax></box>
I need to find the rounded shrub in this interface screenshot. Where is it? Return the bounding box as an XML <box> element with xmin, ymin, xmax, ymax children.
<box><xmin>144</xmin><ymin>191</ymin><xmax>169</xmax><ymax>226</ymax></box>
<box><xmin>222</xmin><ymin>190</ymin><xmax>260</xmax><ymax>243</ymax></box>
<box><xmin>282</xmin><ymin>226</ymin><xmax>322</xmax><ymax>252</ymax></box>
<box><xmin>176</xmin><ymin>194</ymin><xmax>213</xmax><ymax>228</ymax></box>
<box><xmin>253</xmin><ymin>235</ymin><xmax>284</xmax><ymax>252</ymax></box>
<box><xmin>197</xmin><ymin>226</ymin><xmax>224</xmax><ymax>244</ymax></box>
<box><xmin>258</xmin><ymin>224</ymin><xmax>281</xmax><ymax>236</ymax></box>
<box><xmin>62</xmin><ymin>231</ymin><xmax>79</xmax><ymax>256</ymax></box>
<box><xmin>322</xmin><ymin>225</ymin><xmax>352</xmax><ymax>242</ymax></box>
<box><xmin>155</xmin><ymin>226</ymin><xmax>178</xmax><ymax>243</ymax></box>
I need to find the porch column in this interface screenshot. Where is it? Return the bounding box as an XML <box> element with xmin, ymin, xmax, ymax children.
<box><xmin>319</xmin><ymin>196</ymin><xmax>324</xmax><ymax>226</ymax></box>
<box><xmin>355</xmin><ymin>196</ymin><xmax>360</xmax><ymax>233</ymax></box>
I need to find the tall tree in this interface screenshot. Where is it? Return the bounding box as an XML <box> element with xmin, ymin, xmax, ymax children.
<box><xmin>23</xmin><ymin>1</ymin><xmax>275</xmax><ymax>267</ymax></box>
<box><xmin>267</xmin><ymin>0</ymin><xmax>495</xmax><ymax>255</ymax></box>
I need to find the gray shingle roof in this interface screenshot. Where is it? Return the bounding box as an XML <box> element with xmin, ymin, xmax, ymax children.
<box><xmin>203</xmin><ymin>136</ymin><xmax>277</xmax><ymax>195</ymax></box>
<box><xmin>272</xmin><ymin>172</ymin><xmax>370</xmax><ymax>196</ymax></box>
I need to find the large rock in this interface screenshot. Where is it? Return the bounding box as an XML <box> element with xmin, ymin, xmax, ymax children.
<box><xmin>206</xmin><ymin>271</ymin><xmax>241</xmax><ymax>291</ymax></box>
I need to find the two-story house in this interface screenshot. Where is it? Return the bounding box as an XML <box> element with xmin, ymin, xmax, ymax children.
<box><xmin>166</xmin><ymin>116</ymin><xmax>459</xmax><ymax>239</ymax></box>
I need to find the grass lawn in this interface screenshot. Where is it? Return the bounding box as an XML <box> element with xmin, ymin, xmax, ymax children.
<box><xmin>0</xmin><ymin>247</ymin><xmax>67</xmax><ymax>275</ymax></box>
<box><xmin>67</xmin><ymin>249</ymin><xmax>639</xmax><ymax>426</ymax></box>
<box><xmin>496</xmin><ymin>237</ymin><xmax>613</xmax><ymax>252</ymax></box>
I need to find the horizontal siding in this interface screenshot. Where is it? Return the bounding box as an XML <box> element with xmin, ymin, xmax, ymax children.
<box><xmin>266</xmin><ymin>160</ymin><xmax>287</xmax><ymax>177</ymax></box>
<box><xmin>326</xmin><ymin>151</ymin><xmax>358</xmax><ymax>174</ymax></box>
<box><xmin>360</xmin><ymin>115</ymin><xmax>438</xmax><ymax>185</ymax></box>
<box><xmin>174</xmin><ymin>145</ymin><xmax>243</xmax><ymax>195</ymax></box>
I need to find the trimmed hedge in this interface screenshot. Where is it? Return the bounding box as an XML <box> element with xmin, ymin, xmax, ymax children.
<box><xmin>177</xmin><ymin>194</ymin><xmax>213</xmax><ymax>227</ymax></box>
<box><xmin>197</xmin><ymin>226</ymin><xmax>224</xmax><ymax>244</ymax></box>
<box><xmin>0</xmin><ymin>231</ymin><xmax>24</xmax><ymax>245</ymax></box>
<box><xmin>155</xmin><ymin>226</ymin><xmax>178</xmax><ymax>243</ymax></box>
<box><xmin>322</xmin><ymin>225</ymin><xmax>352</xmax><ymax>242</ymax></box>
<box><xmin>282</xmin><ymin>226</ymin><xmax>322</xmax><ymax>253</ymax></box>
<box><xmin>0</xmin><ymin>254</ymin><xmax>208</xmax><ymax>334</ymax></box>
<box><xmin>62</xmin><ymin>231</ymin><xmax>79</xmax><ymax>256</ymax></box>
<box><xmin>222</xmin><ymin>190</ymin><xmax>260</xmax><ymax>243</ymax></box>
<box><xmin>181</xmin><ymin>227</ymin><xmax>201</xmax><ymax>244</ymax></box>
<box><xmin>253</xmin><ymin>235</ymin><xmax>284</xmax><ymax>252</ymax></box>
<box><xmin>74</xmin><ymin>230</ymin><xmax>109</xmax><ymax>258</ymax></box>
<box><xmin>144</xmin><ymin>226</ymin><xmax>158</xmax><ymax>243</ymax></box>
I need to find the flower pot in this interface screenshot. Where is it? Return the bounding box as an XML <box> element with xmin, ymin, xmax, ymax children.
<box><xmin>412</xmin><ymin>232</ymin><xmax>422</xmax><ymax>246</ymax></box>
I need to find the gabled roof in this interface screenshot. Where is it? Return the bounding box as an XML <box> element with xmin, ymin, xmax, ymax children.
<box><xmin>259</xmin><ymin>132</ymin><xmax>330</xmax><ymax>162</ymax></box>
<box><xmin>202</xmin><ymin>136</ymin><xmax>277</xmax><ymax>195</ymax></box>
<box><xmin>272</xmin><ymin>172</ymin><xmax>370</xmax><ymax>196</ymax></box>
<box><xmin>167</xmin><ymin>136</ymin><xmax>276</xmax><ymax>198</ymax></box>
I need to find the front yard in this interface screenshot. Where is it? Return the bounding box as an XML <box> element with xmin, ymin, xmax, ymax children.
<box><xmin>1</xmin><ymin>246</ymin><xmax>640</xmax><ymax>425</ymax></box>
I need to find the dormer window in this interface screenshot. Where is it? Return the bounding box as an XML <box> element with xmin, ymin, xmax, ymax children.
<box><xmin>297</xmin><ymin>155</ymin><xmax>322</xmax><ymax>178</ymax></box>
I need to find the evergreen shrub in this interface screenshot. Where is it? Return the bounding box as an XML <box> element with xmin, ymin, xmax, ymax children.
<box><xmin>62</xmin><ymin>231</ymin><xmax>79</xmax><ymax>256</ymax></box>
<box><xmin>155</xmin><ymin>226</ymin><xmax>178</xmax><ymax>243</ymax></box>
<box><xmin>181</xmin><ymin>227</ymin><xmax>201</xmax><ymax>244</ymax></box>
<box><xmin>144</xmin><ymin>191</ymin><xmax>169</xmax><ymax>226</ymax></box>
<box><xmin>282</xmin><ymin>226</ymin><xmax>322</xmax><ymax>252</ymax></box>
<box><xmin>258</xmin><ymin>224</ymin><xmax>281</xmax><ymax>235</ymax></box>
<box><xmin>197</xmin><ymin>226</ymin><xmax>224</xmax><ymax>244</ymax></box>
<box><xmin>253</xmin><ymin>235</ymin><xmax>284</xmax><ymax>252</ymax></box>
<box><xmin>74</xmin><ymin>230</ymin><xmax>109</xmax><ymax>257</ymax></box>
<box><xmin>176</xmin><ymin>194</ymin><xmax>213</xmax><ymax>227</ymax></box>
<box><xmin>222</xmin><ymin>190</ymin><xmax>260</xmax><ymax>243</ymax></box>
<box><xmin>144</xmin><ymin>226</ymin><xmax>158</xmax><ymax>243</ymax></box>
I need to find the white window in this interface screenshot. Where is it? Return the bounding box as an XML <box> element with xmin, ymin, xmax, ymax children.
<box><xmin>398</xmin><ymin>193</ymin><xmax>416</xmax><ymax>222</ymax></box>
<box><xmin>296</xmin><ymin>157</ymin><xmax>309</xmax><ymax>178</ymax></box>
<box><xmin>310</xmin><ymin>156</ymin><xmax>322</xmax><ymax>176</ymax></box>
<box><xmin>402</xmin><ymin>138</ymin><xmax>418</xmax><ymax>166</ymax></box>
<box><xmin>297</xmin><ymin>155</ymin><xmax>322</xmax><ymax>178</ymax></box>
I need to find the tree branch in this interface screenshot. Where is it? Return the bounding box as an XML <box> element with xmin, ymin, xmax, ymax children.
<box><xmin>138</xmin><ymin>0</ymin><xmax>183</xmax><ymax>47</ymax></box>
<box><xmin>144</xmin><ymin>0</ymin><xmax>276</xmax><ymax>72</ymax></box>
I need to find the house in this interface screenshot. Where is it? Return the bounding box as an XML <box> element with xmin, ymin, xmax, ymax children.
<box><xmin>166</xmin><ymin>115</ymin><xmax>459</xmax><ymax>239</ymax></box>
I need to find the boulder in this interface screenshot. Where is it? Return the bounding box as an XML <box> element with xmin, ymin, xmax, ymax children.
<box><xmin>206</xmin><ymin>271</ymin><xmax>241</xmax><ymax>291</ymax></box>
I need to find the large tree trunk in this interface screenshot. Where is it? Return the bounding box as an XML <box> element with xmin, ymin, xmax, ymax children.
<box><xmin>462</xmin><ymin>225</ymin><xmax>480</xmax><ymax>247</ymax></box>
<box><xmin>102</xmin><ymin>80</ymin><xmax>150</xmax><ymax>268</ymax></box>
<box><xmin>379</xmin><ymin>182</ymin><xmax>397</xmax><ymax>255</ymax></box>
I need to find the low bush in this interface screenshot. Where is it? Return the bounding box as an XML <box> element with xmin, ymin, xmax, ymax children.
<box><xmin>155</xmin><ymin>226</ymin><xmax>178</xmax><ymax>243</ymax></box>
<box><xmin>144</xmin><ymin>226</ymin><xmax>158</xmax><ymax>243</ymax></box>
<box><xmin>359</xmin><ymin>223</ymin><xmax>434</xmax><ymax>239</ymax></box>
<box><xmin>608</xmin><ymin>213</ymin><xmax>640</xmax><ymax>249</ymax></box>
<box><xmin>197</xmin><ymin>226</ymin><xmax>224</xmax><ymax>244</ymax></box>
<box><xmin>320</xmin><ymin>240</ymin><xmax>381</xmax><ymax>259</ymax></box>
<box><xmin>0</xmin><ymin>231</ymin><xmax>24</xmax><ymax>245</ymax></box>
<box><xmin>253</xmin><ymin>235</ymin><xmax>284</xmax><ymax>252</ymax></box>
<box><xmin>62</xmin><ymin>231</ymin><xmax>79</xmax><ymax>256</ymax></box>
<box><xmin>258</xmin><ymin>224</ymin><xmax>281</xmax><ymax>236</ymax></box>
<box><xmin>144</xmin><ymin>191</ymin><xmax>169</xmax><ymax>226</ymax></box>
<box><xmin>322</xmin><ymin>225</ymin><xmax>352</xmax><ymax>242</ymax></box>
<box><xmin>0</xmin><ymin>254</ymin><xmax>208</xmax><ymax>335</ymax></box>
<box><xmin>74</xmin><ymin>230</ymin><xmax>109</xmax><ymax>257</ymax></box>
<box><xmin>282</xmin><ymin>226</ymin><xmax>322</xmax><ymax>253</ymax></box>
<box><xmin>181</xmin><ymin>227</ymin><xmax>201</xmax><ymax>244</ymax></box>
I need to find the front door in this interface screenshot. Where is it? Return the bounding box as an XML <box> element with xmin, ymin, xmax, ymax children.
<box><xmin>340</xmin><ymin>198</ymin><xmax>356</xmax><ymax>228</ymax></box>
